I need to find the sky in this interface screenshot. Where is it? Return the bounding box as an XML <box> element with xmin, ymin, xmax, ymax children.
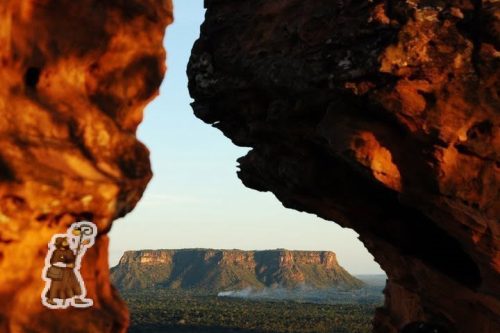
<box><xmin>108</xmin><ymin>0</ymin><xmax>385</xmax><ymax>275</ymax></box>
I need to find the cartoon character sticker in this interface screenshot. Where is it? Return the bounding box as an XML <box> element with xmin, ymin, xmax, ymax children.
<box><xmin>41</xmin><ymin>221</ymin><xmax>97</xmax><ymax>309</ymax></box>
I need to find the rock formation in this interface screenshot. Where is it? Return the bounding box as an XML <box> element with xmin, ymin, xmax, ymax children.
<box><xmin>111</xmin><ymin>249</ymin><xmax>364</xmax><ymax>291</ymax></box>
<box><xmin>188</xmin><ymin>0</ymin><xmax>499</xmax><ymax>332</ymax></box>
<box><xmin>0</xmin><ymin>1</ymin><xmax>172</xmax><ymax>332</ymax></box>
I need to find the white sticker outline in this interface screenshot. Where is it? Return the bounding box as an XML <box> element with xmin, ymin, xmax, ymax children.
<box><xmin>41</xmin><ymin>221</ymin><xmax>97</xmax><ymax>309</ymax></box>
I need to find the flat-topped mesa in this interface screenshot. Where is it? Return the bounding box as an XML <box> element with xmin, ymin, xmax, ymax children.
<box><xmin>0</xmin><ymin>1</ymin><xmax>172</xmax><ymax>332</ymax></box>
<box><xmin>111</xmin><ymin>249</ymin><xmax>363</xmax><ymax>291</ymax></box>
<box><xmin>117</xmin><ymin>249</ymin><xmax>337</xmax><ymax>267</ymax></box>
<box><xmin>276</xmin><ymin>249</ymin><xmax>338</xmax><ymax>268</ymax></box>
<box><xmin>218</xmin><ymin>249</ymin><xmax>258</xmax><ymax>266</ymax></box>
<box><xmin>118</xmin><ymin>249</ymin><xmax>338</xmax><ymax>266</ymax></box>
<box><xmin>119</xmin><ymin>250</ymin><xmax>174</xmax><ymax>265</ymax></box>
<box><xmin>188</xmin><ymin>1</ymin><xmax>500</xmax><ymax>332</ymax></box>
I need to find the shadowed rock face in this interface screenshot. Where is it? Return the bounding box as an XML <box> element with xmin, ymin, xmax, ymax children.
<box><xmin>188</xmin><ymin>0</ymin><xmax>499</xmax><ymax>332</ymax></box>
<box><xmin>0</xmin><ymin>0</ymin><xmax>172</xmax><ymax>332</ymax></box>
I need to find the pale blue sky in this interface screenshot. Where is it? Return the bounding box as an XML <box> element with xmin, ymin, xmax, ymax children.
<box><xmin>108</xmin><ymin>0</ymin><xmax>384</xmax><ymax>275</ymax></box>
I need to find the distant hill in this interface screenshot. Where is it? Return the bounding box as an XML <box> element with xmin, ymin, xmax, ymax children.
<box><xmin>111</xmin><ymin>249</ymin><xmax>365</xmax><ymax>292</ymax></box>
<box><xmin>356</xmin><ymin>275</ymin><xmax>387</xmax><ymax>287</ymax></box>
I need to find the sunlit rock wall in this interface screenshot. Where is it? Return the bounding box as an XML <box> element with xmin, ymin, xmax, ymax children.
<box><xmin>188</xmin><ymin>0</ymin><xmax>499</xmax><ymax>332</ymax></box>
<box><xmin>0</xmin><ymin>0</ymin><xmax>172</xmax><ymax>332</ymax></box>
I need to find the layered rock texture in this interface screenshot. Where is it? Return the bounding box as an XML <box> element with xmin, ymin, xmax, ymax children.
<box><xmin>0</xmin><ymin>1</ymin><xmax>172</xmax><ymax>332</ymax></box>
<box><xmin>111</xmin><ymin>249</ymin><xmax>364</xmax><ymax>291</ymax></box>
<box><xmin>188</xmin><ymin>0</ymin><xmax>499</xmax><ymax>332</ymax></box>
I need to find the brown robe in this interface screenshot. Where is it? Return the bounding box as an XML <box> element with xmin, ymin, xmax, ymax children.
<box><xmin>46</xmin><ymin>248</ymin><xmax>82</xmax><ymax>299</ymax></box>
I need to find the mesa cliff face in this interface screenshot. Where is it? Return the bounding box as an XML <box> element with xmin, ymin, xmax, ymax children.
<box><xmin>188</xmin><ymin>1</ymin><xmax>500</xmax><ymax>332</ymax></box>
<box><xmin>0</xmin><ymin>1</ymin><xmax>172</xmax><ymax>332</ymax></box>
<box><xmin>111</xmin><ymin>249</ymin><xmax>364</xmax><ymax>291</ymax></box>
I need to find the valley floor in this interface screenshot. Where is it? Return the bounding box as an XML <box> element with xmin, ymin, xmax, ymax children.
<box><xmin>123</xmin><ymin>289</ymin><xmax>381</xmax><ymax>333</ymax></box>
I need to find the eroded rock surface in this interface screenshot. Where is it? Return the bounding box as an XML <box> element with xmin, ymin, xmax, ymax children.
<box><xmin>0</xmin><ymin>1</ymin><xmax>172</xmax><ymax>332</ymax></box>
<box><xmin>188</xmin><ymin>0</ymin><xmax>499</xmax><ymax>332</ymax></box>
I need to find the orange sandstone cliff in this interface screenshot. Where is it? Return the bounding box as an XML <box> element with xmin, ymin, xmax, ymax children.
<box><xmin>188</xmin><ymin>0</ymin><xmax>499</xmax><ymax>332</ymax></box>
<box><xmin>0</xmin><ymin>0</ymin><xmax>172</xmax><ymax>332</ymax></box>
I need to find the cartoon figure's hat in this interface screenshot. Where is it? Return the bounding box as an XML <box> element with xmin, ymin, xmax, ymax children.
<box><xmin>54</xmin><ymin>237</ymin><xmax>67</xmax><ymax>248</ymax></box>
